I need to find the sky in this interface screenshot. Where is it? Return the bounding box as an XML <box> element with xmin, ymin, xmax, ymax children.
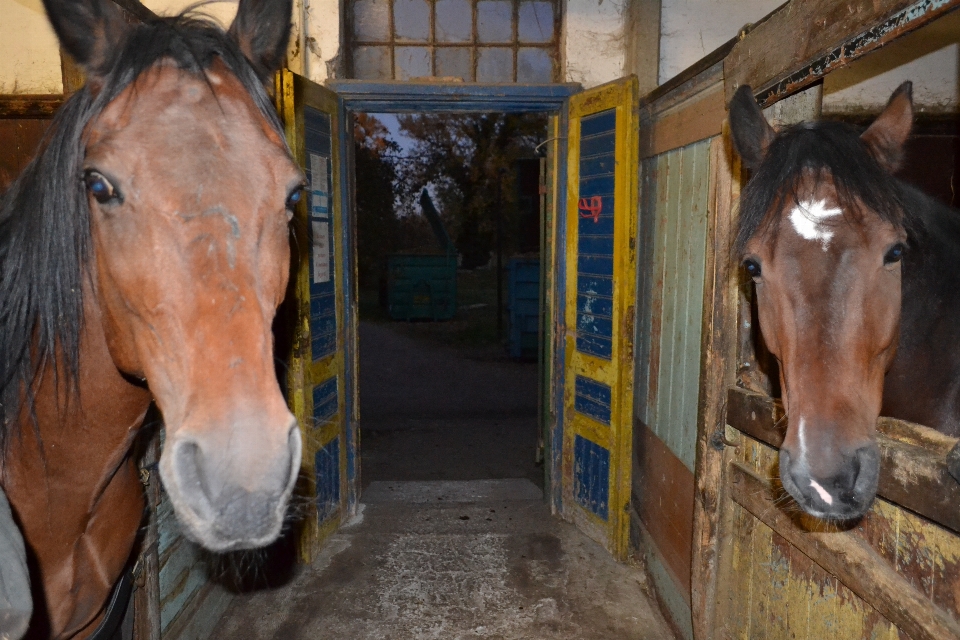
<box><xmin>369</xmin><ymin>113</ymin><xmax>418</xmax><ymax>156</ymax></box>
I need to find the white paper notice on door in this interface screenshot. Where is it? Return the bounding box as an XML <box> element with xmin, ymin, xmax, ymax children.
<box><xmin>311</xmin><ymin>221</ymin><xmax>331</xmax><ymax>283</ymax></box>
<box><xmin>309</xmin><ymin>153</ymin><xmax>329</xmax><ymax>217</ymax></box>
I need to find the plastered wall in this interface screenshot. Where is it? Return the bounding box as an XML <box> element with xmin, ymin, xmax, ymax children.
<box><xmin>0</xmin><ymin>0</ymin><xmax>339</xmax><ymax>94</ymax></box>
<box><xmin>563</xmin><ymin>0</ymin><xmax>627</xmax><ymax>88</ymax></box>
<box><xmin>657</xmin><ymin>0</ymin><xmax>780</xmax><ymax>84</ymax></box>
<box><xmin>143</xmin><ymin>0</ymin><xmax>342</xmax><ymax>84</ymax></box>
<box><xmin>0</xmin><ymin>0</ymin><xmax>62</xmax><ymax>94</ymax></box>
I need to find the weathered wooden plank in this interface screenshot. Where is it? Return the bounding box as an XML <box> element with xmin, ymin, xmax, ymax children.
<box><xmin>691</xmin><ymin>133</ymin><xmax>740</xmax><ymax>640</ymax></box>
<box><xmin>642</xmin><ymin>85</ymin><xmax>726</xmax><ymax>159</ymax></box>
<box><xmin>0</xmin><ymin>119</ymin><xmax>54</xmax><ymax>191</ymax></box>
<box><xmin>730</xmin><ymin>461</ymin><xmax>960</xmax><ymax>640</ymax></box>
<box><xmin>680</xmin><ymin>141</ymin><xmax>710</xmax><ymax>467</ymax></box>
<box><xmin>111</xmin><ymin>0</ymin><xmax>157</xmax><ymax>21</ymax></box>
<box><xmin>635</xmin><ymin>419</ymin><xmax>695</xmax><ymax>603</ymax></box>
<box><xmin>0</xmin><ymin>95</ymin><xmax>62</xmax><ymax>118</ymax></box>
<box><xmin>134</xmin><ymin>435</ymin><xmax>161</xmax><ymax>640</ymax></box>
<box><xmin>654</xmin><ymin>149</ymin><xmax>682</xmax><ymax>452</ymax></box>
<box><xmin>726</xmin><ymin>386</ymin><xmax>960</xmax><ymax>535</ymax></box>
<box><xmin>725</xmin><ymin>0</ymin><xmax>960</xmax><ymax>106</ymax></box>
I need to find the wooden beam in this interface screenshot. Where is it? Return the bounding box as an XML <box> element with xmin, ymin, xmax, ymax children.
<box><xmin>0</xmin><ymin>95</ymin><xmax>62</xmax><ymax>119</ymax></box>
<box><xmin>111</xmin><ymin>0</ymin><xmax>158</xmax><ymax>22</ymax></box>
<box><xmin>724</xmin><ymin>0</ymin><xmax>960</xmax><ymax>106</ymax></box>
<box><xmin>730</xmin><ymin>462</ymin><xmax>960</xmax><ymax>640</ymax></box>
<box><xmin>641</xmin><ymin>83</ymin><xmax>725</xmax><ymax>159</ymax></box>
<box><xmin>726</xmin><ymin>387</ymin><xmax>960</xmax><ymax>535</ymax></box>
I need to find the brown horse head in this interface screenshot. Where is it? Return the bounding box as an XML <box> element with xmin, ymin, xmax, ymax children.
<box><xmin>729</xmin><ymin>83</ymin><xmax>914</xmax><ymax>520</ymax></box>
<box><xmin>42</xmin><ymin>0</ymin><xmax>302</xmax><ymax>551</ymax></box>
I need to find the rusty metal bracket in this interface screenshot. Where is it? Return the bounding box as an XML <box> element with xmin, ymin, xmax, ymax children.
<box><xmin>710</xmin><ymin>400</ymin><xmax>738</xmax><ymax>450</ymax></box>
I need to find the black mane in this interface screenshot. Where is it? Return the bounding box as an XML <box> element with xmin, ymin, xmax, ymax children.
<box><xmin>734</xmin><ymin>120</ymin><xmax>911</xmax><ymax>256</ymax></box>
<box><xmin>0</xmin><ymin>14</ymin><xmax>282</xmax><ymax>451</ymax></box>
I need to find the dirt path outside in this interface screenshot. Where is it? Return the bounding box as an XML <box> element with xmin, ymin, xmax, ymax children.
<box><xmin>358</xmin><ymin>321</ymin><xmax>542</xmax><ymax>489</ymax></box>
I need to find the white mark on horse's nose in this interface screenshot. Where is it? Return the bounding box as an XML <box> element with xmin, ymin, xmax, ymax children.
<box><xmin>789</xmin><ymin>199</ymin><xmax>842</xmax><ymax>250</ymax></box>
<box><xmin>809</xmin><ymin>479</ymin><xmax>833</xmax><ymax>505</ymax></box>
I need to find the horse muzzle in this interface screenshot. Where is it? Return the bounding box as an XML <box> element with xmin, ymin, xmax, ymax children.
<box><xmin>160</xmin><ymin>417</ymin><xmax>302</xmax><ymax>552</ymax></box>
<box><xmin>779</xmin><ymin>443</ymin><xmax>880</xmax><ymax>521</ymax></box>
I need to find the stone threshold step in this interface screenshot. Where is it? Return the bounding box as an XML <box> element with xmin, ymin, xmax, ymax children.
<box><xmin>362</xmin><ymin>479</ymin><xmax>543</xmax><ymax>504</ymax></box>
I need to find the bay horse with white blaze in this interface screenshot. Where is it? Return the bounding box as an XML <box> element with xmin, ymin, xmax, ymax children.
<box><xmin>730</xmin><ymin>82</ymin><xmax>960</xmax><ymax>521</ymax></box>
<box><xmin>0</xmin><ymin>0</ymin><xmax>303</xmax><ymax>636</ymax></box>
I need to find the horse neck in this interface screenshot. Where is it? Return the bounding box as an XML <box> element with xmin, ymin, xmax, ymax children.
<box><xmin>1</xmin><ymin>285</ymin><xmax>153</xmax><ymax>637</ymax></box>
<box><xmin>884</xmin><ymin>183</ymin><xmax>960</xmax><ymax>435</ymax></box>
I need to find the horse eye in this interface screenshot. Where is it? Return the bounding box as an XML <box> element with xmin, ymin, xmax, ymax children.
<box><xmin>743</xmin><ymin>258</ymin><xmax>762</xmax><ymax>278</ymax></box>
<box><xmin>83</xmin><ymin>170</ymin><xmax>121</xmax><ymax>204</ymax></box>
<box><xmin>884</xmin><ymin>243</ymin><xmax>905</xmax><ymax>265</ymax></box>
<box><xmin>285</xmin><ymin>186</ymin><xmax>305</xmax><ymax>211</ymax></box>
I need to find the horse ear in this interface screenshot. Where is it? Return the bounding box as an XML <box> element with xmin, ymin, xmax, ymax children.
<box><xmin>729</xmin><ymin>85</ymin><xmax>775</xmax><ymax>171</ymax></box>
<box><xmin>42</xmin><ymin>0</ymin><xmax>130</xmax><ymax>78</ymax></box>
<box><xmin>861</xmin><ymin>81</ymin><xmax>913</xmax><ymax>173</ymax></box>
<box><xmin>229</xmin><ymin>0</ymin><xmax>294</xmax><ymax>81</ymax></box>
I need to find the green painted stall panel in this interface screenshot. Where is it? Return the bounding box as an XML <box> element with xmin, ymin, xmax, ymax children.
<box><xmin>636</xmin><ymin>139</ymin><xmax>711</xmax><ymax>472</ymax></box>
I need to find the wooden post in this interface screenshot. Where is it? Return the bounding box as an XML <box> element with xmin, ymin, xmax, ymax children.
<box><xmin>690</xmin><ymin>130</ymin><xmax>740</xmax><ymax>640</ymax></box>
<box><xmin>134</xmin><ymin>431</ymin><xmax>161</xmax><ymax>640</ymax></box>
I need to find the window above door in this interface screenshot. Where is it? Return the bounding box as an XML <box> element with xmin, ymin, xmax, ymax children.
<box><xmin>346</xmin><ymin>0</ymin><xmax>560</xmax><ymax>82</ymax></box>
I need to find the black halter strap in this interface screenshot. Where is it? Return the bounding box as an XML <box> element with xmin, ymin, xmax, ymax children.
<box><xmin>87</xmin><ymin>569</ymin><xmax>133</xmax><ymax>640</ymax></box>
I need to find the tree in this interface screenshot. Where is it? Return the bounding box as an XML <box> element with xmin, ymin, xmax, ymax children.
<box><xmin>396</xmin><ymin>113</ymin><xmax>547</xmax><ymax>268</ymax></box>
<box><xmin>353</xmin><ymin>113</ymin><xmax>402</xmax><ymax>289</ymax></box>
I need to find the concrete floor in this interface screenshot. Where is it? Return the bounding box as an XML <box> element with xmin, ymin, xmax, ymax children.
<box><xmin>211</xmin><ymin>479</ymin><xmax>674</xmax><ymax>639</ymax></box>
<box><xmin>211</xmin><ymin>322</ymin><xmax>675</xmax><ymax>639</ymax></box>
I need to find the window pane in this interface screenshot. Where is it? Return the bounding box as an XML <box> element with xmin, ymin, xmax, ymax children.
<box><xmin>395</xmin><ymin>46</ymin><xmax>432</xmax><ymax>79</ymax></box>
<box><xmin>353</xmin><ymin>0</ymin><xmax>390</xmax><ymax>42</ymax></box>
<box><xmin>354</xmin><ymin>46</ymin><xmax>392</xmax><ymax>79</ymax></box>
<box><xmin>476</xmin><ymin>47</ymin><xmax>513</xmax><ymax>82</ymax></box>
<box><xmin>394</xmin><ymin>0</ymin><xmax>430</xmax><ymax>42</ymax></box>
<box><xmin>436</xmin><ymin>0</ymin><xmax>472</xmax><ymax>42</ymax></box>
<box><xmin>477</xmin><ymin>1</ymin><xmax>513</xmax><ymax>43</ymax></box>
<box><xmin>518</xmin><ymin>2</ymin><xmax>553</xmax><ymax>43</ymax></box>
<box><xmin>517</xmin><ymin>47</ymin><xmax>553</xmax><ymax>82</ymax></box>
<box><xmin>435</xmin><ymin>47</ymin><xmax>473</xmax><ymax>80</ymax></box>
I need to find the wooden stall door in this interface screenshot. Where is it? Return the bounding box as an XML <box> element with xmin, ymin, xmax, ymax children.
<box><xmin>561</xmin><ymin>77</ymin><xmax>639</xmax><ymax>559</ymax></box>
<box><xmin>276</xmin><ymin>70</ymin><xmax>355</xmax><ymax>561</ymax></box>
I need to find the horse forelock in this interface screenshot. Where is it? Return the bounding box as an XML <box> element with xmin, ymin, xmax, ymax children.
<box><xmin>734</xmin><ymin>120</ymin><xmax>912</xmax><ymax>258</ymax></box>
<box><xmin>0</xmin><ymin>14</ymin><xmax>283</xmax><ymax>454</ymax></box>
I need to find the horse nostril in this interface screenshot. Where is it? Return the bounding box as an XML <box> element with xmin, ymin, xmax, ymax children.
<box><xmin>174</xmin><ymin>440</ymin><xmax>215</xmax><ymax>519</ymax></box>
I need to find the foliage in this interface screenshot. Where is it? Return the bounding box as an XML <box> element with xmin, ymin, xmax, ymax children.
<box><xmin>396</xmin><ymin>113</ymin><xmax>547</xmax><ymax>268</ymax></box>
<box><xmin>353</xmin><ymin>113</ymin><xmax>403</xmax><ymax>288</ymax></box>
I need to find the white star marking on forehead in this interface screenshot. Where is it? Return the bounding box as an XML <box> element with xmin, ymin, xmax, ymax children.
<box><xmin>789</xmin><ymin>199</ymin><xmax>843</xmax><ymax>250</ymax></box>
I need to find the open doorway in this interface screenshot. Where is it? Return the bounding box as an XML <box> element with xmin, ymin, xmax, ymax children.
<box><xmin>352</xmin><ymin>111</ymin><xmax>548</xmax><ymax>491</ymax></box>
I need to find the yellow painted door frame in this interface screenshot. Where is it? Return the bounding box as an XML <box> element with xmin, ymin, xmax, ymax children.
<box><xmin>276</xmin><ymin>69</ymin><xmax>352</xmax><ymax>562</ymax></box>
<box><xmin>562</xmin><ymin>77</ymin><xmax>639</xmax><ymax>559</ymax></box>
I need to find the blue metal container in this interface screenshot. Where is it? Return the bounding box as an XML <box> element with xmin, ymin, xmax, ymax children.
<box><xmin>387</xmin><ymin>253</ymin><xmax>458</xmax><ymax>321</ymax></box>
<box><xmin>507</xmin><ymin>257</ymin><xmax>540</xmax><ymax>359</ymax></box>
<box><xmin>386</xmin><ymin>190</ymin><xmax>458</xmax><ymax>321</ymax></box>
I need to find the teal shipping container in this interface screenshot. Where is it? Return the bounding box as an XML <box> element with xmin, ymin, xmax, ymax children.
<box><xmin>387</xmin><ymin>253</ymin><xmax>457</xmax><ymax>321</ymax></box>
<box><xmin>387</xmin><ymin>189</ymin><xmax>457</xmax><ymax>321</ymax></box>
<box><xmin>507</xmin><ymin>257</ymin><xmax>540</xmax><ymax>359</ymax></box>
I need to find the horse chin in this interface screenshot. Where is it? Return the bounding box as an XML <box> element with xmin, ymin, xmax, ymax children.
<box><xmin>169</xmin><ymin>483</ymin><xmax>294</xmax><ymax>553</ymax></box>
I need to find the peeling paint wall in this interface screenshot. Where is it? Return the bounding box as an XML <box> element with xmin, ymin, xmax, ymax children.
<box><xmin>0</xmin><ymin>0</ymin><xmax>62</xmax><ymax>94</ymax></box>
<box><xmin>303</xmin><ymin>0</ymin><xmax>342</xmax><ymax>83</ymax></box>
<box><xmin>563</xmin><ymin>0</ymin><xmax>627</xmax><ymax>88</ymax></box>
<box><xmin>658</xmin><ymin>0</ymin><xmax>780</xmax><ymax>84</ymax></box>
<box><xmin>823</xmin><ymin>10</ymin><xmax>960</xmax><ymax>115</ymax></box>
